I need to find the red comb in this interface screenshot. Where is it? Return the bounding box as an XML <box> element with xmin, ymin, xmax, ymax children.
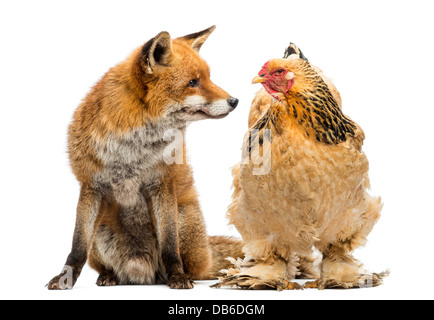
<box><xmin>258</xmin><ymin>61</ymin><xmax>270</xmax><ymax>75</ymax></box>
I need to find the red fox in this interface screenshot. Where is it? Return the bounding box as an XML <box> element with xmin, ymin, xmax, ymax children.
<box><xmin>47</xmin><ymin>26</ymin><xmax>243</xmax><ymax>290</ymax></box>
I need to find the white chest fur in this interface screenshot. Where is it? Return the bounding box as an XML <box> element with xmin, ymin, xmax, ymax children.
<box><xmin>92</xmin><ymin>117</ymin><xmax>186</xmax><ymax>205</ymax></box>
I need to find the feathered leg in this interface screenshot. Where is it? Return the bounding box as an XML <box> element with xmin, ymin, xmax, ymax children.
<box><xmin>305</xmin><ymin>197</ymin><xmax>388</xmax><ymax>289</ymax></box>
<box><xmin>296</xmin><ymin>253</ymin><xmax>320</xmax><ymax>279</ymax></box>
<box><xmin>213</xmin><ymin>253</ymin><xmax>301</xmax><ymax>290</ymax></box>
<box><xmin>306</xmin><ymin>245</ymin><xmax>388</xmax><ymax>289</ymax></box>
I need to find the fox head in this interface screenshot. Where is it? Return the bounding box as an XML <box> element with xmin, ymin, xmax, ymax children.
<box><xmin>133</xmin><ymin>26</ymin><xmax>238</xmax><ymax>122</ymax></box>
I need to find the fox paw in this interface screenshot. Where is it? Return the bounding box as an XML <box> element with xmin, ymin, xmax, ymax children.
<box><xmin>96</xmin><ymin>271</ymin><xmax>119</xmax><ymax>287</ymax></box>
<box><xmin>46</xmin><ymin>273</ymin><xmax>74</xmax><ymax>290</ymax></box>
<box><xmin>168</xmin><ymin>274</ymin><xmax>194</xmax><ymax>289</ymax></box>
<box><xmin>46</xmin><ymin>266</ymin><xmax>76</xmax><ymax>290</ymax></box>
<box><xmin>47</xmin><ymin>275</ymin><xmax>66</xmax><ymax>290</ymax></box>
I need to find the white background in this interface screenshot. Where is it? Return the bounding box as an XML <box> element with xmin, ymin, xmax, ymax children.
<box><xmin>1</xmin><ymin>0</ymin><xmax>433</xmax><ymax>300</ymax></box>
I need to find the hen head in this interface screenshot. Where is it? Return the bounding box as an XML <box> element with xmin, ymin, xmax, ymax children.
<box><xmin>252</xmin><ymin>47</ymin><xmax>311</xmax><ymax>101</ymax></box>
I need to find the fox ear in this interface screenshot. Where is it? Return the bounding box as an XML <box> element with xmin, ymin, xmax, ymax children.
<box><xmin>141</xmin><ymin>31</ymin><xmax>172</xmax><ymax>74</ymax></box>
<box><xmin>283</xmin><ymin>43</ymin><xmax>308</xmax><ymax>61</ymax></box>
<box><xmin>177</xmin><ymin>25</ymin><xmax>216</xmax><ymax>53</ymax></box>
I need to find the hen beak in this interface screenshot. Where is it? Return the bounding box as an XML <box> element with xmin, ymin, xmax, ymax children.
<box><xmin>252</xmin><ymin>75</ymin><xmax>264</xmax><ymax>84</ymax></box>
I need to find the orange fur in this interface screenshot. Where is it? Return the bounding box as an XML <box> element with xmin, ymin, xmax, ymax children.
<box><xmin>47</xmin><ymin>26</ymin><xmax>243</xmax><ymax>290</ymax></box>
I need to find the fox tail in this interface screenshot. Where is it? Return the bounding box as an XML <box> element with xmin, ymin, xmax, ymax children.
<box><xmin>201</xmin><ymin>236</ymin><xmax>244</xmax><ymax>280</ymax></box>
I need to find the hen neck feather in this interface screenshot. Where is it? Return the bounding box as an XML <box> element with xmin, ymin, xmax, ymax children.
<box><xmin>276</xmin><ymin>69</ymin><xmax>356</xmax><ymax>145</ymax></box>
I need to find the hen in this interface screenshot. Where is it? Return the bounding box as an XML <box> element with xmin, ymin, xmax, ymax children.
<box><xmin>216</xmin><ymin>44</ymin><xmax>387</xmax><ymax>290</ymax></box>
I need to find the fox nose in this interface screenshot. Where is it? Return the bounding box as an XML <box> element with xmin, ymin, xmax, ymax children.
<box><xmin>228</xmin><ymin>97</ymin><xmax>239</xmax><ymax>109</ymax></box>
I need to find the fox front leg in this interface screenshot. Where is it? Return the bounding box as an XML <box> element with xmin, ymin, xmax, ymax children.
<box><xmin>47</xmin><ymin>185</ymin><xmax>103</xmax><ymax>290</ymax></box>
<box><xmin>149</xmin><ymin>178</ymin><xmax>194</xmax><ymax>289</ymax></box>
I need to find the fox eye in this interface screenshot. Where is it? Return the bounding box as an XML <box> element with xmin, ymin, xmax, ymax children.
<box><xmin>188</xmin><ymin>79</ymin><xmax>200</xmax><ymax>88</ymax></box>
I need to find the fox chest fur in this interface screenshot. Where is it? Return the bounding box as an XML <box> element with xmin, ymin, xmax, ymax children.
<box><xmin>92</xmin><ymin>117</ymin><xmax>186</xmax><ymax>206</ymax></box>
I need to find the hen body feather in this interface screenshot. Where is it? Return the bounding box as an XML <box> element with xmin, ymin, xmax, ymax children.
<box><xmin>218</xmin><ymin>45</ymin><xmax>386</xmax><ymax>290</ymax></box>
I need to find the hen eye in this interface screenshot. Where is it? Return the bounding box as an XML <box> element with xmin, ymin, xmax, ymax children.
<box><xmin>276</xmin><ymin>69</ymin><xmax>284</xmax><ymax>74</ymax></box>
<box><xmin>188</xmin><ymin>79</ymin><xmax>200</xmax><ymax>88</ymax></box>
